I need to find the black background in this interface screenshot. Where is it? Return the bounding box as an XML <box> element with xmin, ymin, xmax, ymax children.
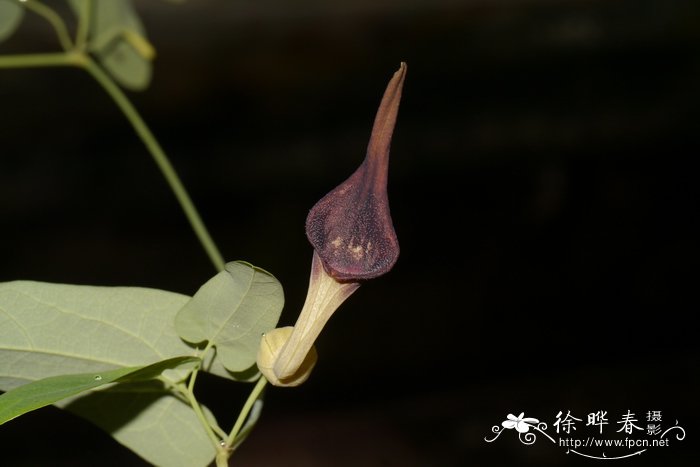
<box><xmin>0</xmin><ymin>0</ymin><xmax>698</xmax><ymax>465</ymax></box>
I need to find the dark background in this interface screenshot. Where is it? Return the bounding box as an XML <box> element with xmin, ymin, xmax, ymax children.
<box><xmin>1</xmin><ymin>0</ymin><xmax>698</xmax><ymax>465</ymax></box>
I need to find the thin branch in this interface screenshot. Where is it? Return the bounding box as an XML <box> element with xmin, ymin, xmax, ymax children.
<box><xmin>74</xmin><ymin>0</ymin><xmax>93</xmax><ymax>51</ymax></box>
<box><xmin>0</xmin><ymin>51</ymin><xmax>80</xmax><ymax>69</ymax></box>
<box><xmin>22</xmin><ymin>0</ymin><xmax>74</xmax><ymax>51</ymax></box>
<box><xmin>80</xmin><ymin>56</ymin><xmax>226</xmax><ymax>272</ymax></box>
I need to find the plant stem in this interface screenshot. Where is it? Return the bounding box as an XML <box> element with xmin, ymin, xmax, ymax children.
<box><xmin>23</xmin><ymin>0</ymin><xmax>74</xmax><ymax>51</ymax></box>
<box><xmin>0</xmin><ymin>51</ymin><xmax>225</xmax><ymax>271</ymax></box>
<box><xmin>74</xmin><ymin>0</ymin><xmax>93</xmax><ymax>51</ymax></box>
<box><xmin>226</xmin><ymin>376</ymin><xmax>268</xmax><ymax>447</ymax></box>
<box><xmin>179</xmin><ymin>382</ymin><xmax>224</xmax><ymax>453</ymax></box>
<box><xmin>215</xmin><ymin>451</ymin><xmax>230</xmax><ymax>467</ymax></box>
<box><xmin>80</xmin><ymin>56</ymin><xmax>226</xmax><ymax>271</ymax></box>
<box><xmin>2</xmin><ymin>9</ymin><xmax>239</xmax><ymax>458</ymax></box>
<box><xmin>0</xmin><ymin>52</ymin><xmax>79</xmax><ymax>68</ymax></box>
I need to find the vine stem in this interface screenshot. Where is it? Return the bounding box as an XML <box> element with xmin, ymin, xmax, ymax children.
<box><xmin>0</xmin><ymin>50</ymin><xmax>226</xmax><ymax>272</ymax></box>
<box><xmin>22</xmin><ymin>0</ymin><xmax>74</xmax><ymax>51</ymax></box>
<box><xmin>1</xmin><ymin>5</ymin><xmax>262</xmax><ymax>463</ymax></box>
<box><xmin>0</xmin><ymin>52</ymin><xmax>78</xmax><ymax>68</ymax></box>
<box><xmin>226</xmin><ymin>376</ymin><xmax>268</xmax><ymax>447</ymax></box>
<box><xmin>74</xmin><ymin>0</ymin><xmax>92</xmax><ymax>51</ymax></box>
<box><xmin>80</xmin><ymin>56</ymin><xmax>226</xmax><ymax>272</ymax></box>
<box><xmin>178</xmin><ymin>381</ymin><xmax>224</xmax><ymax>453</ymax></box>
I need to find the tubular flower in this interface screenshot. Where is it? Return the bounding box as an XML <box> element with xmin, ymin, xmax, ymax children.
<box><xmin>257</xmin><ymin>63</ymin><xmax>406</xmax><ymax>386</ymax></box>
<box><xmin>306</xmin><ymin>62</ymin><xmax>405</xmax><ymax>281</ymax></box>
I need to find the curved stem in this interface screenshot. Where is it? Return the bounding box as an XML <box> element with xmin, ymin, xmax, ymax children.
<box><xmin>0</xmin><ymin>51</ymin><xmax>224</xmax><ymax>270</ymax></box>
<box><xmin>171</xmin><ymin>345</ymin><xmax>228</xmax><ymax>456</ymax></box>
<box><xmin>79</xmin><ymin>56</ymin><xmax>226</xmax><ymax>271</ymax></box>
<box><xmin>22</xmin><ymin>0</ymin><xmax>74</xmax><ymax>51</ymax></box>
<box><xmin>186</xmin><ymin>391</ymin><xmax>220</xmax><ymax>448</ymax></box>
<box><xmin>175</xmin><ymin>382</ymin><xmax>225</xmax><ymax>454</ymax></box>
<box><xmin>226</xmin><ymin>376</ymin><xmax>268</xmax><ymax>447</ymax></box>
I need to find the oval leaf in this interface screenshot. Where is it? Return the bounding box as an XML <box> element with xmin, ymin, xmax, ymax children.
<box><xmin>0</xmin><ymin>281</ymin><xmax>225</xmax><ymax>467</ymax></box>
<box><xmin>0</xmin><ymin>0</ymin><xmax>24</xmax><ymax>43</ymax></box>
<box><xmin>64</xmin><ymin>380</ymin><xmax>217</xmax><ymax>467</ymax></box>
<box><xmin>69</xmin><ymin>0</ymin><xmax>153</xmax><ymax>90</ymax></box>
<box><xmin>0</xmin><ymin>281</ymin><xmax>195</xmax><ymax>391</ymax></box>
<box><xmin>175</xmin><ymin>261</ymin><xmax>284</xmax><ymax>374</ymax></box>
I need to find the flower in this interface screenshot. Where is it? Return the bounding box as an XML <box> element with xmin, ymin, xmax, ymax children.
<box><xmin>261</xmin><ymin>251</ymin><xmax>359</xmax><ymax>385</ymax></box>
<box><xmin>305</xmin><ymin>62</ymin><xmax>405</xmax><ymax>281</ymax></box>
<box><xmin>257</xmin><ymin>63</ymin><xmax>406</xmax><ymax>386</ymax></box>
<box><xmin>502</xmin><ymin>413</ymin><xmax>540</xmax><ymax>433</ymax></box>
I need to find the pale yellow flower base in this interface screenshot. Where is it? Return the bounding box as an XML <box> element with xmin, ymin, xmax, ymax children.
<box><xmin>257</xmin><ymin>252</ymin><xmax>360</xmax><ymax>386</ymax></box>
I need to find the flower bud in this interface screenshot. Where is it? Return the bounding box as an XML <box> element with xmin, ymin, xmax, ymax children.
<box><xmin>257</xmin><ymin>327</ymin><xmax>317</xmax><ymax>387</ymax></box>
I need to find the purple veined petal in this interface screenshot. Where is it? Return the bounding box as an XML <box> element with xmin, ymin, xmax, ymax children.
<box><xmin>306</xmin><ymin>63</ymin><xmax>406</xmax><ymax>281</ymax></box>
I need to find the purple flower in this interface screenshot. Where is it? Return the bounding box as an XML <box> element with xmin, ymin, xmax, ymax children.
<box><xmin>258</xmin><ymin>64</ymin><xmax>407</xmax><ymax>386</ymax></box>
<box><xmin>306</xmin><ymin>62</ymin><xmax>406</xmax><ymax>281</ymax></box>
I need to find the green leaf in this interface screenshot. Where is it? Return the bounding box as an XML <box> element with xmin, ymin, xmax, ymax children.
<box><xmin>176</xmin><ymin>261</ymin><xmax>284</xmax><ymax>375</ymax></box>
<box><xmin>0</xmin><ymin>0</ymin><xmax>24</xmax><ymax>43</ymax></box>
<box><xmin>0</xmin><ymin>281</ymin><xmax>195</xmax><ymax>390</ymax></box>
<box><xmin>0</xmin><ymin>356</ymin><xmax>198</xmax><ymax>425</ymax></box>
<box><xmin>64</xmin><ymin>380</ymin><xmax>217</xmax><ymax>467</ymax></box>
<box><xmin>69</xmin><ymin>0</ymin><xmax>153</xmax><ymax>90</ymax></box>
<box><xmin>0</xmin><ymin>281</ymin><xmax>221</xmax><ymax>466</ymax></box>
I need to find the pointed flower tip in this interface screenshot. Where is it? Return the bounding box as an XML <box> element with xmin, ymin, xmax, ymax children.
<box><xmin>306</xmin><ymin>65</ymin><xmax>405</xmax><ymax>281</ymax></box>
